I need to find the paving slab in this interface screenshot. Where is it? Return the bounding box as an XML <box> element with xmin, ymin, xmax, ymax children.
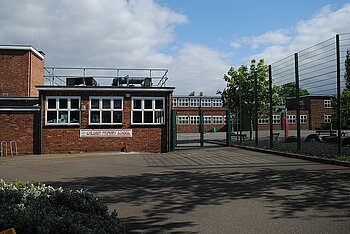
<box><xmin>1</xmin><ymin>147</ymin><xmax>350</xmax><ymax>233</ymax></box>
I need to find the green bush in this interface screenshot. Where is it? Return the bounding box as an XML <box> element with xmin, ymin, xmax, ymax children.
<box><xmin>0</xmin><ymin>179</ymin><xmax>124</xmax><ymax>234</ymax></box>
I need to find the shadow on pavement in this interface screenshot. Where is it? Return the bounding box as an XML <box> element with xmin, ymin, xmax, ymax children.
<box><xmin>46</xmin><ymin>168</ymin><xmax>350</xmax><ymax>233</ymax></box>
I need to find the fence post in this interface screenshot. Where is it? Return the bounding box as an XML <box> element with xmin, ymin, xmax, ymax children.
<box><xmin>336</xmin><ymin>34</ymin><xmax>342</xmax><ymax>156</ymax></box>
<box><xmin>254</xmin><ymin>71</ymin><xmax>258</xmax><ymax>147</ymax></box>
<box><xmin>226</xmin><ymin>110</ymin><xmax>232</xmax><ymax>146</ymax></box>
<box><xmin>239</xmin><ymin>81</ymin><xmax>243</xmax><ymax>144</ymax></box>
<box><xmin>200</xmin><ymin>110</ymin><xmax>204</xmax><ymax>147</ymax></box>
<box><xmin>294</xmin><ymin>53</ymin><xmax>301</xmax><ymax>152</ymax></box>
<box><xmin>269</xmin><ymin>65</ymin><xmax>273</xmax><ymax>149</ymax></box>
<box><xmin>171</xmin><ymin>110</ymin><xmax>177</xmax><ymax>151</ymax></box>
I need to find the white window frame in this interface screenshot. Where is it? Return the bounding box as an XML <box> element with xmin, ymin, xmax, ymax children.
<box><xmin>287</xmin><ymin>115</ymin><xmax>296</xmax><ymax>124</ymax></box>
<box><xmin>201</xmin><ymin>98</ymin><xmax>211</xmax><ymax>107</ymax></box>
<box><xmin>89</xmin><ymin>96</ymin><xmax>124</xmax><ymax>125</ymax></box>
<box><xmin>172</xmin><ymin>98</ymin><xmax>177</xmax><ymax>107</ymax></box>
<box><xmin>324</xmin><ymin>114</ymin><xmax>332</xmax><ymax>123</ymax></box>
<box><xmin>258</xmin><ymin>117</ymin><xmax>269</xmax><ymax>124</ymax></box>
<box><xmin>190</xmin><ymin>116</ymin><xmax>200</xmax><ymax>125</ymax></box>
<box><xmin>324</xmin><ymin>100</ymin><xmax>332</xmax><ymax>108</ymax></box>
<box><xmin>178</xmin><ymin>98</ymin><xmax>189</xmax><ymax>107</ymax></box>
<box><xmin>190</xmin><ymin>98</ymin><xmax>200</xmax><ymax>107</ymax></box>
<box><xmin>178</xmin><ymin>116</ymin><xmax>189</xmax><ymax>125</ymax></box>
<box><xmin>212</xmin><ymin>98</ymin><xmax>223</xmax><ymax>107</ymax></box>
<box><xmin>300</xmin><ymin>115</ymin><xmax>307</xmax><ymax>124</ymax></box>
<box><xmin>272</xmin><ymin>115</ymin><xmax>280</xmax><ymax>124</ymax></box>
<box><xmin>203</xmin><ymin>116</ymin><xmax>212</xmax><ymax>124</ymax></box>
<box><xmin>45</xmin><ymin>96</ymin><xmax>81</xmax><ymax>125</ymax></box>
<box><xmin>131</xmin><ymin>97</ymin><xmax>165</xmax><ymax>125</ymax></box>
<box><xmin>212</xmin><ymin>116</ymin><xmax>223</xmax><ymax>124</ymax></box>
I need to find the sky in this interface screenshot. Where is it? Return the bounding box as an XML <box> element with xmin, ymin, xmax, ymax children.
<box><xmin>0</xmin><ymin>0</ymin><xmax>350</xmax><ymax>95</ymax></box>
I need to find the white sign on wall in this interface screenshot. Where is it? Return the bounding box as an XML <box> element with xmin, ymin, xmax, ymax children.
<box><xmin>80</xmin><ymin>129</ymin><xmax>132</xmax><ymax>138</ymax></box>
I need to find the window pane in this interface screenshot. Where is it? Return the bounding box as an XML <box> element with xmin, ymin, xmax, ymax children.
<box><xmin>70</xmin><ymin>111</ymin><xmax>80</xmax><ymax>123</ymax></box>
<box><xmin>47</xmin><ymin>111</ymin><xmax>57</xmax><ymax>123</ymax></box>
<box><xmin>113</xmin><ymin>111</ymin><xmax>122</xmax><ymax>123</ymax></box>
<box><xmin>114</xmin><ymin>99</ymin><xmax>122</xmax><ymax>109</ymax></box>
<box><xmin>155</xmin><ymin>111</ymin><xmax>164</xmax><ymax>123</ymax></box>
<box><xmin>133</xmin><ymin>111</ymin><xmax>142</xmax><ymax>123</ymax></box>
<box><xmin>71</xmin><ymin>99</ymin><xmax>79</xmax><ymax>109</ymax></box>
<box><xmin>91</xmin><ymin>99</ymin><xmax>99</xmax><ymax>109</ymax></box>
<box><xmin>102</xmin><ymin>99</ymin><xmax>110</xmax><ymax>109</ymax></box>
<box><xmin>144</xmin><ymin>100</ymin><xmax>152</xmax><ymax>109</ymax></box>
<box><xmin>102</xmin><ymin>111</ymin><xmax>111</xmax><ymax>123</ymax></box>
<box><xmin>58</xmin><ymin>111</ymin><xmax>68</xmax><ymax>123</ymax></box>
<box><xmin>155</xmin><ymin>100</ymin><xmax>163</xmax><ymax>109</ymax></box>
<box><xmin>91</xmin><ymin>111</ymin><xmax>100</xmax><ymax>123</ymax></box>
<box><xmin>59</xmin><ymin>99</ymin><xmax>68</xmax><ymax>109</ymax></box>
<box><xmin>134</xmin><ymin>99</ymin><xmax>142</xmax><ymax>109</ymax></box>
<box><xmin>48</xmin><ymin>99</ymin><xmax>56</xmax><ymax>109</ymax></box>
<box><xmin>144</xmin><ymin>111</ymin><xmax>153</xmax><ymax>123</ymax></box>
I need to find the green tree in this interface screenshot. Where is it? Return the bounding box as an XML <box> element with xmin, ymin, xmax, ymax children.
<box><xmin>220</xmin><ymin>59</ymin><xmax>273</xmax><ymax>139</ymax></box>
<box><xmin>278</xmin><ymin>82</ymin><xmax>310</xmax><ymax>98</ymax></box>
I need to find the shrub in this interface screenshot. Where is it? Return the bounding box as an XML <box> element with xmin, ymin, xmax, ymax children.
<box><xmin>0</xmin><ymin>179</ymin><xmax>124</xmax><ymax>234</ymax></box>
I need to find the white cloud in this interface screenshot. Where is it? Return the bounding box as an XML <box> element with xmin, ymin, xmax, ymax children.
<box><xmin>241</xmin><ymin>4</ymin><xmax>350</xmax><ymax>64</ymax></box>
<box><xmin>168</xmin><ymin>43</ymin><xmax>230</xmax><ymax>95</ymax></box>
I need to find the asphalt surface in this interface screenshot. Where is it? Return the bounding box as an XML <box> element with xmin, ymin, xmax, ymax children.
<box><xmin>1</xmin><ymin>147</ymin><xmax>350</xmax><ymax>233</ymax></box>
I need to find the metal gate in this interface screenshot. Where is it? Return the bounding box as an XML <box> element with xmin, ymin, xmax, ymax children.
<box><xmin>171</xmin><ymin>110</ymin><xmax>231</xmax><ymax>149</ymax></box>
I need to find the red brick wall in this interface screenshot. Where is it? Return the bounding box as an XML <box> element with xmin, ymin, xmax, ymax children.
<box><xmin>41</xmin><ymin>90</ymin><xmax>171</xmax><ymax>153</ymax></box>
<box><xmin>29</xmin><ymin>53</ymin><xmax>44</xmax><ymax>97</ymax></box>
<box><xmin>0</xmin><ymin>112</ymin><xmax>40</xmax><ymax>154</ymax></box>
<box><xmin>0</xmin><ymin>50</ymin><xmax>29</xmax><ymax>97</ymax></box>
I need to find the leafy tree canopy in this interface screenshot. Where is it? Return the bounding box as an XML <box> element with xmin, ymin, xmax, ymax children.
<box><xmin>279</xmin><ymin>82</ymin><xmax>310</xmax><ymax>98</ymax></box>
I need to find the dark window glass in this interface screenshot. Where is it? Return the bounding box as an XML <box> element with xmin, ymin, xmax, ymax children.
<box><xmin>144</xmin><ymin>111</ymin><xmax>153</xmax><ymax>123</ymax></box>
<box><xmin>133</xmin><ymin>111</ymin><xmax>142</xmax><ymax>123</ymax></box>
<box><xmin>144</xmin><ymin>100</ymin><xmax>152</xmax><ymax>109</ymax></box>
<box><xmin>102</xmin><ymin>111</ymin><xmax>111</xmax><ymax>123</ymax></box>
<box><xmin>91</xmin><ymin>111</ymin><xmax>100</xmax><ymax>123</ymax></box>
<box><xmin>113</xmin><ymin>111</ymin><xmax>122</xmax><ymax>123</ymax></box>
<box><xmin>58</xmin><ymin>111</ymin><xmax>68</xmax><ymax>123</ymax></box>
<box><xmin>114</xmin><ymin>99</ymin><xmax>122</xmax><ymax>109</ymax></box>
<box><xmin>59</xmin><ymin>99</ymin><xmax>68</xmax><ymax>109</ymax></box>
<box><xmin>47</xmin><ymin>111</ymin><xmax>57</xmax><ymax>123</ymax></box>
<box><xmin>71</xmin><ymin>99</ymin><xmax>80</xmax><ymax>109</ymax></box>
<box><xmin>155</xmin><ymin>111</ymin><xmax>164</xmax><ymax>123</ymax></box>
<box><xmin>155</xmin><ymin>100</ymin><xmax>163</xmax><ymax>109</ymax></box>
<box><xmin>102</xmin><ymin>99</ymin><xmax>110</xmax><ymax>109</ymax></box>
<box><xmin>48</xmin><ymin>99</ymin><xmax>56</xmax><ymax>109</ymax></box>
<box><xmin>134</xmin><ymin>99</ymin><xmax>142</xmax><ymax>109</ymax></box>
<box><xmin>91</xmin><ymin>99</ymin><xmax>99</xmax><ymax>109</ymax></box>
<box><xmin>70</xmin><ymin>111</ymin><xmax>80</xmax><ymax>123</ymax></box>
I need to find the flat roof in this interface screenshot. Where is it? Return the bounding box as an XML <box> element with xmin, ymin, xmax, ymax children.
<box><xmin>36</xmin><ymin>86</ymin><xmax>175</xmax><ymax>92</ymax></box>
<box><xmin>0</xmin><ymin>45</ymin><xmax>44</xmax><ymax>60</ymax></box>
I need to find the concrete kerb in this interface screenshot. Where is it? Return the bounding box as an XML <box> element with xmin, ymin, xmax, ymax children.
<box><xmin>232</xmin><ymin>144</ymin><xmax>350</xmax><ymax>167</ymax></box>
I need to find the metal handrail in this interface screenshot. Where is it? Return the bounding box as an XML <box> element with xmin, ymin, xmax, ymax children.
<box><xmin>10</xmin><ymin>141</ymin><xmax>18</xmax><ymax>157</ymax></box>
<box><xmin>1</xmin><ymin>141</ymin><xmax>8</xmax><ymax>157</ymax></box>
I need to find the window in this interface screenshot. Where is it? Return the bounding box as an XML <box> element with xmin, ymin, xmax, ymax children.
<box><xmin>203</xmin><ymin>116</ymin><xmax>212</xmax><ymax>124</ymax></box>
<box><xmin>178</xmin><ymin>116</ymin><xmax>189</xmax><ymax>124</ymax></box>
<box><xmin>272</xmin><ymin>115</ymin><xmax>280</xmax><ymax>124</ymax></box>
<box><xmin>201</xmin><ymin>98</ymin><xmax>211</xmax><ymax>107</ymax></box>
<box><xmin>89</xmin><ymin>97</ymin><xmax>123</xmax><ymax>124</ymax></box>
<box><xmin>258</xmin><ymin>117</ymin><xmax>269</xmax><ymax>124</ymax></box>
<box><xmin>190</xmin><ymin>116</ymin><xmax>200</xmax><ymax>125</ymax></box>
<box><xmin>324</xmin><ymin>114</ymin><xmax>332</xmax><ymax>123</ymax></box>
<box><xmin>212</xmin><ymin>116</ymin><xmax>223</xmax><ymax>124</ymax></box>
<box><xmin>172</xmin><ymin>98</ymin><xmax>177</xmax><ymax>107</ymax></box>
<box><xmin>212</xmin><ymin>98</ymin><xmax>223</xmax><ymax>107</ymax></box>
<box><xmin>324</xmin><ymin>100</ymin><xmax>332</xmax><ymax>108</ymax></box>
<box><xmin>132</xmin><ymin>97</ymin><xmax>165</xmax><ymax>124</ymax></box>
<box><xmin>46</xmin><ymin>97</ymin><xmax>80</xmax><ymax>125</ymax></box>
<box><xmin>287</xmin><ymin>115</ymin><xmax>296</xmax><ymax>124</ymax></box>
<box><xmin>300</xmin><ymin>115</ymin><xmax>307</xmax><ymax>124</ymax></box>
<box><xmin>190</xmin><ymin>98</ymin><xmax>200</xmax><ymax>107</ymax></box>
<box><xmin>299</xmin><ymin>100</ymin><xmax>305</xmax><ymax>109</ymax></box>
<box><xmin>178</xmin><ymin>98</ymin><xmax>189</xmax><ymax>107</ymax></box>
